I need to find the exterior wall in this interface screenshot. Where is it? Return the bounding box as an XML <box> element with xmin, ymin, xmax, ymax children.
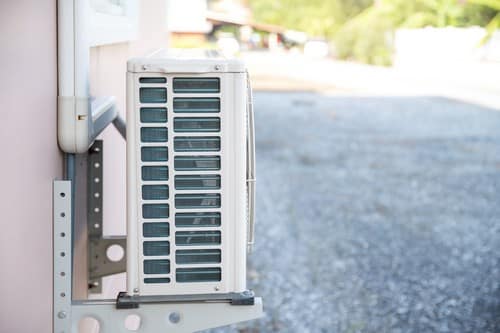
<box><xmin>0</xmin><ymin>0</ymin><xmax>169</xmax><ymax>331</ymax></box>
<box><xmin>89</xmin><ymin>0</ymin><xmax>170</xmax><ymax>297</ymax></box>
<box><xmin>0</xmin><ymin>1</ymin><xmax>59</xmax><ymax>333</ymax></box>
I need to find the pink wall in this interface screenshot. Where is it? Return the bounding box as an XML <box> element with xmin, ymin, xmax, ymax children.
<box><xmin>0</xmin><ymin>0</ymin><xmax>169</xmax><ymax>330</ymax></box>
<box><xmin>0</xmin><ymin>1</ymin><xmax>60</xmax><ymax>332</ymax></box>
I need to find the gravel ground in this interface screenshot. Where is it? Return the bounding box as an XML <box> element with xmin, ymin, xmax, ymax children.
<box><xmin>208</xmin><ymin>92</ymin><xmax>500</xmax><ymax>333</ymax></box>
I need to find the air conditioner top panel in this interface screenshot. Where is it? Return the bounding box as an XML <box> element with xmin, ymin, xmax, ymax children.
<box><xmin>128</xmin><ymin>48</ymin><xmax>246</xmax><ymax>74</ymax></box>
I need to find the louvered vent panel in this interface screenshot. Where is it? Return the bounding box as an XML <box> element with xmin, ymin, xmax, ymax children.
<box><xmin>139</xmin><ymin>79</ymin><xmax>171</xmax><ymax>285</ymax></box>
<box><xmin>172</xmin><ymin>76</ymin><xmax>222</xmax><ymax>286</ymax></box>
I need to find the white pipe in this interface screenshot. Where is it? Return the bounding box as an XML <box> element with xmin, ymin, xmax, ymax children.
<box><xmin>58</xmin><ymin>0</ymin><xmax>91</xmax><ymax>153</ymax></box>
<box><xmin>74</xmin><ymin>0</ymin><xmax>90</xmax><ymax>98</ymax></box>
<box><xmin>57</xmin><ymin>0</ymin><xmax>118</xmax><ymax>153</ymax></box>
<box><xmin>57</xmin><ymin>0</ymin><xmax>75</xmax><ymax>97</ymax></box>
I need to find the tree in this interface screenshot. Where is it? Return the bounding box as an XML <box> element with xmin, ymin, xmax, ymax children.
<box><xmin>467</xmin><ymin>0</ymin><xmax>500</xmax><ymax>41</ymax></box>
<box><xmin>249</xmin><ymin>0</ymin><xmax>374</xmax><ymax>38</ymax></box>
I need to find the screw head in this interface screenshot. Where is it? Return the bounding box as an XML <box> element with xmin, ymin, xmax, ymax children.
<box><xmin>133</xmin><ymin>288</ymin><xmax>139</xmax><ymax>293</ymax></box>
<box><xmin>57</xmin><ymin>311</ymin><xmax>67</xmax><ymax>319</ymax></box>
<box><xmin>169</xmin><ymin>312</ymin><xmax>181</xmax><ymax>324</ymax></box>
<box><xmin>214</xmin><ymin>65</ymin><xmax>221</xmax><ymax>71</ymax></box>
<box><xmin>214</xmin><ymin>286</ymin><xmax>219</xmax><ymax>291</ymax></box>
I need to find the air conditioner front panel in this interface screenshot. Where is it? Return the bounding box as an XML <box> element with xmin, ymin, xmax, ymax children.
<box><xmin>127</xmin><ymin>68</ymin><xmax>247</xmax><ymax>296</ymax></box>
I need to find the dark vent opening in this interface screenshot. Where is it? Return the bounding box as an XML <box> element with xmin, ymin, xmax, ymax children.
<box><xmin>140</xmin><ymin>108</ymin><xmax>167</xmax><ymax>123</ymax></box>
<box><xmin>142</xmin><ymin>204</ymin><xmax>169</xmax><ymax>219</ymax></box>
<box><xmin>143</xmin><ymin>222</ymin><xmax>169</xmax><ymax>237</ymax></box>
<box><xmin>176</xmin><ymin>249</ymin><xmax>221</xmax><ymax>264</ymax></box>
<box><xmin>176</xmin><ymin>267</ymin><xmax>221</xmax><ymax>283</ymax></box>
<box><xmin>144</xmin><ymin>259</ymin><xmax>170</xmax><ymax>274</ymax></box>
<box><xmin>139</xmin><ymin>77</ymin><xmax>166</xmax><ymax>84</ymax></box>
<box><xmin>176</xmin><ymin>231</ymin><xmax>221</xmax><ymax>246</ymax></box>
<box><xmin>173</xmin><ymin>78</ymin><xmax>220</xmax><ymax>93</ymax></box>
<box><xmin>175</xmin><ymin>212</ymin><xmax>221</xmax><ymax>227</ymax></box>
<box><xmin>174</xmin><ymin>156</ymin><xmax>220</xmax><ymax>171</ymax></box>
<box><xmin>143</xmin><ymin>241</ymin><xmax>170</xmax><ymax>256</ymax></box>
<box><xmin>140</xmin><ymin>87</ymin><xmax>167</xmax><ymax>103</ymax></box>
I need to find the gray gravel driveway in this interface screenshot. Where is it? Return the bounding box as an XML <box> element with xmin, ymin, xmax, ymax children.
<box><xmin>210</xmin><ymin>92</ymin><xmax>500</xmax><ymax>333</ymax></box>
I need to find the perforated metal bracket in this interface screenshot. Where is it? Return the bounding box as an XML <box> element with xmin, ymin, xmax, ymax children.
<box><xmin>87</xmin><ymin>140</ymin><xmax>126</xmax><ymax>293</ymax></box>
<box><xmin>53</xmin><ymin>180</ymin><xmax>73</xmax><ymax>333</ymax></box>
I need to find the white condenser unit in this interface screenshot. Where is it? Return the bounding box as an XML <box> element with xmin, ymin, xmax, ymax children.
<box><xmin>125</xmin><ymin>50</ymin><xmax>256</xmax><ymax>301</ymax></box>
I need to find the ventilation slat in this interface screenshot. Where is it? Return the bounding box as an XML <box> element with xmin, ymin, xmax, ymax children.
<box><xmin>176</xmin><ymin>249</ymin><xmax>221</xmax><ymax>264</ymax></box>
<box><xmin>141</xmin><ymin>108</ymin><xmax>167</xmax><ymax>123</ymax></box>
<box><xmin>175</xmin><ymin>175</ymin><xmax>220</xmax><ymax>190</ymax></box>
<box><xmin>176</xmin><ymin>267</ymin><xmax>221</xmax><ymax>283</ymax></box>
<box><xmin>173</xmin><ymin>98</ymin><xmax>220</xmax><ymax>113</ymax></box>
<box><xmin>173</xmin><ymin>78</ymin><xmax>220</xmax><ymax>93</ymax></box>
<box><xmin>174</xmin><ymin>156</ymin><xmax>220</xmax><ymax>171</ymax></box>
<box><xmin>142</xmin><ymin>166</ymin><xmax>168</xmax><ymax>181</ymax></box>
<box><xmin>143</xmin><ymin>241</ymin><xmax>170</xmax><ymax>256</ymax></box>
<box><xmin>174</xmin><ymin>117</ymin><xmax>220</xmax><ymax>132</ymax></box>
<box><xmin>144</xmin><ymin>277</ymin><xmax>170</xmax><ymax>284</ymax></box>
<box><xmin>175</xmin><ymin>212</ymin><xmax>221</xmax><ymax>227</ymax></box>
<box><xmin>175</xmin><ymin>193</ymin><xmax>220</xmax><ymax>209</ymax></box>
<box><xmin>142</xmin><ymin>204</ymin><xmax>169</xmax><ymax>219</ymax></box>
<box><xmin>141</xmin><ymin>127</ymin><xmax>168</xmax><ymax>142</ymax></box>
<box><xmin>141</xmin><ymin>147</ymin><xmax>168</xmax><ymax>162</ymax></box>
<box><xmin>142</xmin><ymin>185</ymin><xmax>169</xmax><ymax>200</ymax></box>
<box><xmin>139</xmin><ymin>77</ymin><xmax>166</xmax><ymax>84</ymax></box>
<box><xmin>143</xmin><ymin>222</ymin><xmax>169</xmax><ymax>237</ymax></box>
<box><xmin>140</xmin><ymin>87</ymin><xmax>167</xmax><ymax>103</ymax></box>
<box><xmin>176</xmin><ymin>231</ymin><xmax>221</xmax><ymax>246</ymax></box>
<box><xmin>144</xmin><ymin>259</ymin><xmax>170</xmax><ymax>274</ymax></box>
<box><xmin>174</xmin><ymin>137</ymin><xmax>220</xmax><ymax>152</ymax></box>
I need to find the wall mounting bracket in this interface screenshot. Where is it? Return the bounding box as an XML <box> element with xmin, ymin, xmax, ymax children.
<box><xmin>87</xmin><ymin>140</ymin><xmax>126</xmax><ymax>294</ymax></box>
<box><xmin>54</xmin><ymin>143</ymin><xmax>263</xmax><ymax>333</ymax></box>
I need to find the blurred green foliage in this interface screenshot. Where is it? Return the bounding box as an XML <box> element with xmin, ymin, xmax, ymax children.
<box><xmin>249</xmin><ymin>0</ymin><xmax>499</xmax><ymax>65</ymax></box>
<box><xmin>249</xmin><ymin>0</ymin><xmax>372</xmax><ymax>38</ymax></box>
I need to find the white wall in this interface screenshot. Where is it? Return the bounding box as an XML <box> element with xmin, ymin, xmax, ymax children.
<box><xmin>0</xmin><ymin>1</ymin><xmax>60</xmax><ymax>332</ymax></box>
<box><xmin>394</xmin><ymin>27</ymin><xmax>500</xmax><ymax>68</ymax></box>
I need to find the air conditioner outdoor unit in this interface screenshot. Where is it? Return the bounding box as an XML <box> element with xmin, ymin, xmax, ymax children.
<box><xmin>125</xmin><ymin>50</ymin><xmax>256</xmax><ymax>301</ymax></box>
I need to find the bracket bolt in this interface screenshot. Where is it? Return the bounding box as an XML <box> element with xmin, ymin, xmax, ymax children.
<box><xmin>57</xmin><ymin>311</ymin><xmax>67</xmax><ymax>319</ymax></box>
<box><xmin>133</xmin><ymin>288</ymin><xmax>139</xmax><ymax>293</ymax></box>
<box><xmin>169</xmin><ymin>312</ymin><xmax>181</xmax><ymax>324</ymax></box>
<box><xmin>214</xmin><ymin>65</ymin><xmax>221</xmax><ymax>71</ymax></box>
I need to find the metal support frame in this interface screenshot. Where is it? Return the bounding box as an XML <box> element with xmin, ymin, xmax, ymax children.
<box><xmin>87</xmin><ymin>140</ymin><xmax>126</xmax><ymax>293</ymax></box>
<box><xmin>54</xmin><ymin>143</ymin><xmax>263</xmax><ymax>333</ymax></box>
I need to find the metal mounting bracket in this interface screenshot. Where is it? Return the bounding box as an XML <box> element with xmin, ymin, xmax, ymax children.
<box><xmin>54</xmin><ymin>145</ymin><xmax>263</xmax><ymax>333</ymax></box>
<box><xmin>87</xmin><ymin>140</ymin><xmax>126</xmax><ymax>293</ymax></box>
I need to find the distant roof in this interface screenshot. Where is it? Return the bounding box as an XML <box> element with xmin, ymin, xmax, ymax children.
<box><xmin>206</xmin><ymin>11</ymin><xmax>285</xmax><ymax>34</ymax></box>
